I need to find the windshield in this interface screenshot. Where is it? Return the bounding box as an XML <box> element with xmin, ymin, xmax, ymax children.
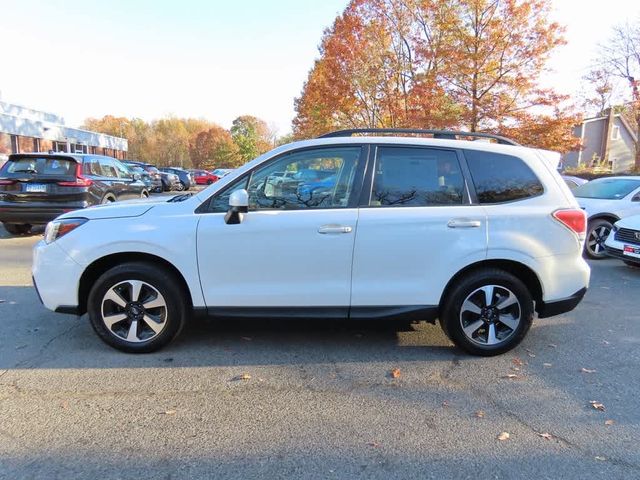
<box><xmin>573</xmin><ymin>178</ymin><xmax>640</xmax><ymax>200</ymax></box>
<box><xmin>1</xmin><ymin>156</ymin><xmax>77</xmax><ymax>177</ymax></box>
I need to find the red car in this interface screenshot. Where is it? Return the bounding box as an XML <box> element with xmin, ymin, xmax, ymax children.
<box><xmin>191</xmin><ymin>169</ymin><xmax>219</xmax><ymax>185</ymax></box>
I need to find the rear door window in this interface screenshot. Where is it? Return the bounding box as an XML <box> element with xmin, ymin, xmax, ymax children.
<box><xmin>2</xmin><ymin>156</ymin><xmax>76</xmax><ymax>178</ymax></box>
<box><xmin>464</xmin><ymin>150</ymin><xmax>543</xmax><ymax>203</ymax></box>
<box><xmin>370</xmin><ymin>147</ymin><xmax>465</xmax><ymax>207</ymax></box>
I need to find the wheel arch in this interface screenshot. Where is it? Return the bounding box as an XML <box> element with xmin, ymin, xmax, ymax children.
<box><xmin>588</xmin><ymin>213</ymin><xmax>619</xmax><ymax>224</ymax></box>
<box><xmin>440</xmin><ymin>259</ymin><xmax>543</xmax><ymax>313</ymax></box>
<box><xmin>77</xmin><ymin>252</ymin><xmax>193</xmax><ymax>316</ymax></box>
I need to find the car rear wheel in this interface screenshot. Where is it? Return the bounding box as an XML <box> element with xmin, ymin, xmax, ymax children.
<box><xmin>206</xmin><ymin>179</ymin><xmax>213</xmax><ymax>185</ymax></box>
<box><xmin>3</xmin><ymin>223</ymin><xmax>31</xmax><ymax>235</ymax></box>
<box><xmin>585</xmin><ymin>219</ymin><xmax>613</xmax><ymax>259</ymax></box>
<box><xmin>101</xmin><ymin>194</ymin><xmax>116</xmax><ymax>204</ymax></box>
<box><xmin>440</xmin><ymin>269</ymin><xmax>533</xmax><ymax>356</ymax></box>
<box><xmin>141</xmin><ymin>190</ymin><xmax>149</xmax><ymax>198</ymax></box>
<box><xmin>87</xmin><ymin>262</ymin><xmax>186</xmax><ymax>353</ymax></box>
<box><xmin>175</xmin><ymin>182</ymin><xmax>185</xmax><ymax>191</ymax></box>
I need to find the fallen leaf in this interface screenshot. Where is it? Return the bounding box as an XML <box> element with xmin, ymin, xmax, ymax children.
<box><xmin>538</xmin><ymin>432</ymin><xmax>553</xmax><ymax>440</ymax></box>
<box><xmin>605</xmin><ymin>419</ymin><xmax>615</xmax><ymax>426</ymax></box>
<box><xmin>581</xmin><ymin>368</ymin><xmax>597</xmax><ymax>374</ymax></box>
<box><xmin>543</xmin><ymin>363</ymin><xmax>553</xmax><ymax>368</ymax></box>
<box><xmin>512</xmin><ymin>357</ymin><xmax>524</xmax><ymax>367</ymax></box>
<box><xmin>233</xmin><ymin>373</ymin><xmax>251</xmax><ymax>381</ymax></box>
<box><xmin>367</xmin><ymin>441</ymin><xmax>380</xmax><ymax>448</ymax></box>
<box><xmin>528</xmin><ymin>353</ymin><xmax>536</xmax><ymax>358</ymax></box>
<box><xmin>442</xmin><ymin>401</ymin><xmax>449</xmax><ymax>408</ymax></box>
<box><xmin>61</xmin><ymin>400</ymin><xmax>69</xmax><ymax>409</ymax></box>
<box><xmin>502</xmin><ymin>373</ymin><xmax>520</xmax><ymax>379</ymax></box>
<box><xmin>497</xmin><ymin>432</ymin><xmax>510</xmax><ymax>441</ymax></box>
<box><xmin>474</xmin><ymin>410</ymin><xmax>485</xmax><ymax>418</ymax></box>
<box><xmin>390</xmin><ymin>368</ymin><xmax>401</xmax><ymax>379</ymax></box>
<box><xmin>595</xmin><ymin>456</ymin><xmax>606</xmax><ymax>461</ymax></box>
<box><xmin>162</xmin><ymin>410</ymin><xmax>176</xmax><ymax>415</ymax></box>
<box><xmin>589</xmin><ymin>401</ymin><xmax>605</xmax><ymax>412</ymax></box>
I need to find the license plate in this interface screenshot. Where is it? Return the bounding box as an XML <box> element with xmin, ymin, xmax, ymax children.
<box><xmin>25</xmin><ymin>184</ymin><xmax>47</xmax><ymax>193</ymax></box>
<box><xmin>623</xmin><ymin>245</ymin><xmax>640</xmax><ymax>258</ymax></box>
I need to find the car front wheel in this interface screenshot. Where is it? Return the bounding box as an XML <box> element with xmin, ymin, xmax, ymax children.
<box><xmin>440</xmin><ymin>269</ymin><xmax>533</xmax><ymax>356</ymax></box>
<box><xmin>585</xmin><ymin>219</ymin><xmax>613</xmax><ymax>259</ymax></box>
<box><xmin>87</xmin><ymin>262</ymin><xmax>186</xmax><ymax>353</ymax></box>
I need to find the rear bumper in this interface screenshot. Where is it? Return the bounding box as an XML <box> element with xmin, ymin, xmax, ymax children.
<box><xmin>604</xmin><ymin>245</ymin><xmax>640</xmax><ymax>264</ymax></box>
<box><xmin>0</xmin><ymin>202</ymin><xmax>87</xmax><ymax>224</ymax></box>
<box><xmin>537</xmin><ymin>287</ymin><xmax>587</xmax><ymax>318</ymax></box>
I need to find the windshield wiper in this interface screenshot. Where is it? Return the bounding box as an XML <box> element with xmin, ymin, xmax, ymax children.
<box><xmin>167</xmin><ymin>193</ymin><xmax>193</xmax><ymax>203</ymax></box>
<box><xmin>13</xmin><ymin>168</ymin><xmax>38</xmax><ymax>174</ymax></box>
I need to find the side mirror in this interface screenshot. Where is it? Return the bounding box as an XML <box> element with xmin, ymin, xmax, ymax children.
<box><xmin>225</xmin><ymin>189</ymin><xmax>249</xmax><ymax>225</ymax></box>
<box><xmin>132</xmin><ymin>173</ymin><xmax>141</xmax><ymax>181</ymax></box>
<box><xmin>632</xmin><ymin>194</ymin><xmax>640</xmax><ymax>202</ymax></box>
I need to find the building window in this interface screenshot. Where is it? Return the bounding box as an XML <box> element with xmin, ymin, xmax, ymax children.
<box><xmin>33</xmin><ymin>138</ymin><xmax>40</xmax><ymax>152</ymax></box>
<box><xmin>10</xmin><ymin>135</ymin><xmax>19</xmax><ymax>153</ymax></box>
<box><xmin>53</xmin><ymin>141</ymin><xmax>68</xmax><ymax>153</ymax></box>
<box><xmin>611</xmin><ymin>126</ymin><xmax>620</xmax><ymax>140</ymax></box>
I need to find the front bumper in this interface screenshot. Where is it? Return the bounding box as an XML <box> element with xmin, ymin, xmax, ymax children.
<box><xmin>604</xmin><ymin>245</ymin><xmax>640</xmax><ymax>265</ymax></box>
<box><xmin>32</xmin><ymin>239</ymin><xmax>84</xmax><ymax>313</ymax></box>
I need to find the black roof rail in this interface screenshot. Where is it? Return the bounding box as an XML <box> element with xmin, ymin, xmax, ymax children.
<box><xmin>318</xmin><ymin>128</ymin><xmax>520</xmax><ymax>146</ymax></box>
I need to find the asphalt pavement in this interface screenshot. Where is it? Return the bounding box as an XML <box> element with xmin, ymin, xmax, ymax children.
<box><xmin>0</xmin><ymin>222</ymin><xmax>638</xmax><ymax>479</ymax></box>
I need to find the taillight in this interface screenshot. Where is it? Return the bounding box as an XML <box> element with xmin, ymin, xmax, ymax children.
<box><xmin>553</xmin><ymin>209</ymin><xmax>587</xmax><ymax>239</ymax></box>
<box><xmin>58</xmin><ymin>164</ymin><xmax>93</xmax><ymax>187</ymax></box>
<box><xmin>0</xmin><ymin>179</ymin><xmax>15</xmax><ymax>185</ymax></box>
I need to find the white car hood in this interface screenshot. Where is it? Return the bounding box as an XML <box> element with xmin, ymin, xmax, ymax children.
<box><xmin>575</xmin><ymin>197</ymin><xmax>625</xmax><ymax>218</ymax></box>
<box><xmin>58</xmin><ymin>197</ymin><xmax>171</xmax><ymax>220</ymax></box>
<box><xmin>614</xmin><ymin>214</ymin><xmax>640</xmax><ymax>229</ymax></box>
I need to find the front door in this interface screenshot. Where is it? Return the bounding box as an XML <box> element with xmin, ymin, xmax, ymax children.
<box><xmin>196</xmin><ymin>145</ymin><xmax>366</xmax><ymax>311</ymax></box>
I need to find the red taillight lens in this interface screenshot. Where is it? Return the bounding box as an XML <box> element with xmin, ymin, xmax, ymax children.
<box><xmin>0</xmin><ymin>179</ymin><xmax>15</xmax><ymax>185</ymax></box>
<box><xmin>553</xmin><ymin>209</ymin><xmax>587</xmax><ymax>238</ymax></box>
<box><xmin>58</xmin><ymin>164</ymin><xmax>93</xmax><ymax>187</ymax></box>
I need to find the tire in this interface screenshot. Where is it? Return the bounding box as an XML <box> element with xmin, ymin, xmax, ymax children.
<box><xmin>585</xmin><ymin>219</ymin><xmax>613</xmax><ymax>259</ymax></box>
<box><xmin>175</xmin><ymin>182</ymin><xmax>185</xmax><ymax>192</ymax></box>
<box><xmin>206</xmin><ymin>179</ymin><xmax>213</xmax><ymax>185</ymax></box>
<box><xmin>3</xmin><ymin>223</ymin><xmax>31</xmax><ymax>235</ymax></box>
<box><xmin>624</xmin><ymin>260</ymin><xmax>640</xmax><ymax>268</ymax></box>
<box><xmin>101</xmin><ymin>194</ymin><xmax>116</xmax><ymax>204</ymax></box>
<box><xmin>162</xmin><ymin>182</ymin><xmax>170</xmax><ymax>192</ymax></box>
<box><xmin>87</xmin><ymin>262</ymin><xmax>187</xmax><ymax>353</ymax></box>
<box><xmin>440</xmin><ymin>268</ymin><xmax>534</xmax><ymax>356</ymax></box>
<box><xmin>141</xmin><ymin>190</ymin><xmax>149</xmax><ymax>198</ymax></box>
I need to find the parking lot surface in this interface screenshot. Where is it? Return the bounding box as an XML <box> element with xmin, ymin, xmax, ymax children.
<box><xmin>0</xmin><ymin>224</ymin><xmax>638</xmax><ymax>479</ymax></box>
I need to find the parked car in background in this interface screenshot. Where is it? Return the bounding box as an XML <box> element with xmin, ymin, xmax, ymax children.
<box><xmin>0</xmin><ymin>153</ymin><xmax>148</xmax><ymax>235</ymax></box>
<box><xmin>573</xmin><ymin>176</ymin><xmax>640</xmax><ymax>258</ymax></box>
<box><xmin>562</xmin><ymin>175</ymin><xmax>588</xmax><ymax>190</ymax></box>
<box><xmin>160</xmin><ymin>167</ymin><xmax>192</xmax><ymax>191</ymax></box>
<box><xmin>126</xmin><ymin>165</ymin><xmax>154</xmax><ymax>191</ymax></box>
<box><xmin>159</xmin><ymin>171</ymin><xmax>180</xmax><ymax>192</ymax></box>
<box><xmin>191</xmin><ymin>169</ymin><xmax>219</xmax><ymax>185</ymax></box>
<box><xmin>32</xmin><ymin>129</ymin><xmax>589</xmax><ymax>356</ymax></box>
<box><xmin>212</xmin><ymin>168</ymin><xmax>234</xmax><ymax>178</ymax></box>
<box><xmin>604</xmin><ymin>214</ymin><xmax>640</xmax><ymax>267</ymax></box>
<box><xmin>122</xmin><ymin>160</ymin><xmax>163</xmax><ymax>193</ymax></box>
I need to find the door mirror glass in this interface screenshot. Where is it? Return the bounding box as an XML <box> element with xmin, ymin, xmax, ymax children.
<box><xmin>225</xmin><ymin>189</ymin><xmax>249</xmax><ymax>225</ymax></box>
<box><xmin>632</xmin><ymin>194</ymin><xmax>640</xmax><ymax>202</ymax></box>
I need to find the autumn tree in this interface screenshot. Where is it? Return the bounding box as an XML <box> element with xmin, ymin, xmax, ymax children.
<box><xmin>230</xmin><ymin>115</ymin><xmax>273</xmax><ymax>162</ymax></box>
<box><xmin>597</xmin><ymin>21</ymin><xmax>640</xmax><ymax>168</ymax></box>
<box><xmin>189</xmin><ymin>126</ymin><xmax>241</xmax><ymax>170</ymax></box>
<box><xmin>294</xmin><ymin>0</ymin><xmax>579</xmax><ymax>153</ymax></box>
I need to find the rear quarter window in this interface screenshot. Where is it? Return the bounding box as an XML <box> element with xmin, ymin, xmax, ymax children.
<box><xmin>464</xmin><ymin>150</ymin><xmax>543</xmax><ymax>203</ymax></box>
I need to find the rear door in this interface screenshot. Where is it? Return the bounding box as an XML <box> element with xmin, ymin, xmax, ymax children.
<box><xmin>0</xmin><ymin>155</ymin><xmax>83</xmax><ymax>205</ymax></box>
<box><xmin>97</xmin><ymin>157</ymin><xmax>126</xmax><ymax>200</ymax></box>
<box><xmin>350</xmin><ymin>145</ymin><xmax>488</xmax><ymax>309</ymax></box>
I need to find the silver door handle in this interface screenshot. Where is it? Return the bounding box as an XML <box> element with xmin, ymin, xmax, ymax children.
<box><xmin>447</xmin><ymin>219</ymin><xmax>482</xmax><ymax>228</ymax></box>
<box><xmin>318</xmin><ymin>225</ymin><xmax>353</xmax><ymax>234</ymax></box>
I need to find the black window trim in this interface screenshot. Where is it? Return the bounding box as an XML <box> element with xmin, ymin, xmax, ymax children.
<box><xmin>358</xmin><ymin>144</ymin><xmax>473</xmax><ymax>208</ymax></box>
<box><xmin>195</xmin><ymin>144</ymin><xmax>370</xmax><ymax>214</ymax></box>
<box><xmin>459</xmin><ymin>149</ymin><xmax>546</xmax><ymax>205</ymax></box>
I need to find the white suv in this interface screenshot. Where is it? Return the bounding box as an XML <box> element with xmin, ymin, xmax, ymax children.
<box><xmin>32</xmin><ymin>129</ymin><xmax>590</xmax><ymax>356</ymax></box>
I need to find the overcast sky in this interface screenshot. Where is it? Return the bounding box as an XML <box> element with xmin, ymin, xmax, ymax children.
<box><xmin>1</xmin><ymin>0</ymin><xmax>639</xmax><ymax>134</ymax></box>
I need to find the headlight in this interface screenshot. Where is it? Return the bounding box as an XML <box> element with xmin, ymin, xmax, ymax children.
<box><xmin>44</xmin><ymin>218</ymin><xmax>88</xmax><ymax>244</ymax></box>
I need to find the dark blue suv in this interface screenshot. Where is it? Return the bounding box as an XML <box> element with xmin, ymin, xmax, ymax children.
<box><xmin>0</xmin><ymin>153</ymin><xmax>148</xmax><ymax>235</ymax></box>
